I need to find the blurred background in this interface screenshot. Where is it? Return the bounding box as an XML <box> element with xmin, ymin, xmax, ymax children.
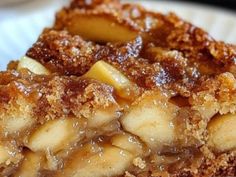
<box><xmin>0</xmin><ymin>0</ymin><xmax>236</xmax><ymax>9</ymax></box>
<box><xmin>1</xmin><ymin>0</ymin><xmax>235</xmax><ymax>27</ymax></box>
<box><xmin>179</xmin><ymin>0</ymin><xmax>236</xmax><ymax>10</ymax></box>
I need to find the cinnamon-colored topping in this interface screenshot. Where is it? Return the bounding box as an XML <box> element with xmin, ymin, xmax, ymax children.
<box><xmin>27</xmin><ymin>13</ymin><xmax>236</xmax><ymax>95</ymax></box>
<box><xmin>0</xmin><ymin>70</ymin><xmax>118</xmax><ymax>120</ymax></box>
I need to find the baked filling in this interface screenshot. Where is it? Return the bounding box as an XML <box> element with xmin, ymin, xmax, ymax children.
<box><xmin>1</xmin><ymin>0</ymin><xmax>236</xmax><ymax>176</ymax></box>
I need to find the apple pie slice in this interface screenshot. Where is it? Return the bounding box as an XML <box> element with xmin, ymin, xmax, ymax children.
<box><xmin>1</xmin><ymin>0</ymin><xmax>236</xmax><ymax>176</ymax></box>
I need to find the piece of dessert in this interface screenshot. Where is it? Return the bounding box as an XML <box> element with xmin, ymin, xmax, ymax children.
<box><xmin>1</xmin><ymin>0</ymin><xmax>236</xmax><ymax>176</ymax></box>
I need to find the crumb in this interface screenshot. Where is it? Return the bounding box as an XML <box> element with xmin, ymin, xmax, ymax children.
<box><xmin>125</xmin><ymin>171</ymin><xmax>136</xmax><ymax>177</ymax></box>
<box><xmin>133</xmin><ymin>157</ymin><xmax>146</xmax><ymax>169</ymax></box>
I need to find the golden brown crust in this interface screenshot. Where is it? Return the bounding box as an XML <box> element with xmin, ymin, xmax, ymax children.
<box><xmin>26</xmin><ymin>29</ymin><xmax>198</xmax><ymax>95</ymax></box>
<box><xmin>55</xmin><ymin>0</ymin><xmax>157</xmax><ymax>33</ymax></box>
<box><xmin>70</xmin><ymin>0</ymin><xmax>119</xmax><ymax>9</ymax></box>
<box><xmin>28</xmin><ymin>10</ymin><xmax>236</xmax><ymax>96</ymax></box>
<box><xmin>26</xmin><ymin>29</ymin><xmax>99</xmax><ymax>75</ymax></box>
<box><xmin>190</xmin><ymin>72</ymin><xmax>236</xmax><ymax>118</ymax></box>
<box><xmin>26</xmin><ymin>29</ymin><xmax>142</xmax><ymax>76</ymax></box>
<box><xmin>55</xmin><ymin>0</ymin><xmax>236</xmax><ymax>77</ymax></box>
<box><xmin>148</xmin><ymin>13</ymin><xmax>236</xmax><ymax>75</ymax></box>
<box><xmin>0</xmin><ymin>70</ymin><xmax>118</xmax><ymax>121</ymax></box>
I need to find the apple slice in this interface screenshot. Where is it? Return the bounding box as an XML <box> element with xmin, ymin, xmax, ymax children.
<box><xmin>207</xmin><ymin>113</ymin><xmax>236</xmax><ymax>152</ymax></box>
<box><xmin>27</xmin><ymin>118</ymin><xmax>82</xmax><ymax>153</ymax></box>
<box><xmin>84</xmin><ymin>60</ymin><xmax>138</xmax><ymax>99</ymax></box>
<box><xmin>17</xmin><ymin>56</ymin><xmax>50</xmax><ymax>75</ymax></box>
<box><xmin>121</xmin><ymin>91</ymin><xmax>178</xmax><ymax>150</ymax></box>
<box><xmin>57</xmin><ymin>144</ymin><xmax>133</xmax><ymax>177</ymax></box>
<box><xmin>64</xmin><ymin>14</ymin><xmax>138</xmax><ymax>43</ymax></box>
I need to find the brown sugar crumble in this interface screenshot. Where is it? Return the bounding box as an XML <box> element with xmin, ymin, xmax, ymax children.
<box><xmin>1</xmin><ymin>0</ymin><xmax>236</xmax><ymax>176</ymax></box>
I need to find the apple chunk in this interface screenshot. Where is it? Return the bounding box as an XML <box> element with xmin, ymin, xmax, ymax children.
<box><xmin>208</xmin><ymin>113</ymin><xmax>236</xmax><ymax>152</ymax></box>
<box><xmin>66</xmin><ymin>14</ymin><xmax>138</xmax><ymax>42</ymax></box>
<box><xmin>87</xmin><ymin>107</ymin><xmax>119</xmax><ymax>128</ymax></box>
<box><xmin>14</xmin><ymin>151</ymin><xmax>44</xmax><ymax>177</ymax></box>
<box><xmin>3</xmin><ymin>114</ymin><xmax>35</xmax><ymax>134</ymax></box>
<box><xmin>84</xmin><ymin>60</ymin><xmax>137</xmax><ymax>99</ymax></box>
<box><xmin>0</xmin><ymin>145</ymin><xmax>10</xmax><ymax>164</ymax></box>
<box><xmin>27</xmin><ymin>118</ymin><xmax>81</xmax><ymax>153</ymax></box>
<box><xmin>121</xmin><ymin>91</ymin><xmax>179</xmax><ymax>150</ymax></box>
<box><xmin>111</xmin><ymin>133</ymin><xmax>144</xmax><ymax>156</ymax></box>
<box><xmin>17</xmin><ymin>56</ymin><xmax>50</xmax><ymax>75</ymax></box>
<box><xmin>57</xmin><ymin>144</ymin><xmax>133</xmax><ymax>177</ymax></box>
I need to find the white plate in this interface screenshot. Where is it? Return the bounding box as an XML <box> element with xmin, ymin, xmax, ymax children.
<box><xmin>0</xmin><ymin>0</ymin><xmax>236</xmax><ymax>70</ymax></box>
